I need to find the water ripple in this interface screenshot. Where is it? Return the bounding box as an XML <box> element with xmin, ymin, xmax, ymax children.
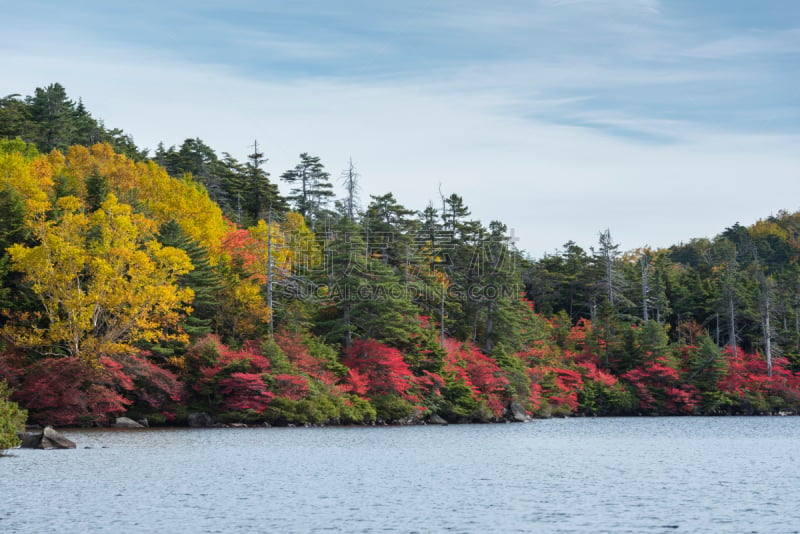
<box><xmin>1</xmin><ymin>418</ymin><xmax>799</xmax><ymax>533</ymax></box>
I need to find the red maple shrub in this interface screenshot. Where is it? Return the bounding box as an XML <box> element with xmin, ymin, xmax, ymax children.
<box><xmin>4</xmin><ymin>356</ymin><xmax>130</xmax><ymax>426</ymax></box>
<box><xmin>621</xmin><ymin>356</ymin><xmax>699</xmax><ymax>414</ymax></box>
<box><xmin>275</xmin><ymin>330</ymin><xmax>340</xmax><ymax>386</ymax></box>
<box><xmin>443</xmin><ymin>338</ymin><xmax>508</xmax><ymax>417</ymax></box>
<box><xmin>218</xmin><ymin>372</ymin><xmax>273</xmax><ymax>412</ymax></box>
<box><xmin>342</xmin><ymin>339</ymin><xmax>417</xmax><ymax>402</ymax></box>
<box><xmin>186</xmin><ymin>334</ymin><xmax>273</xmax><ymax>414</ymax></box>
<box><xmin>717</xmin><ymin>347</ymin><xmax>800</xmax><ymax>413</ymax></box>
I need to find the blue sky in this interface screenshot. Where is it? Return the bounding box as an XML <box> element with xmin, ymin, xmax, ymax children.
<box><xmin>2</xmin><ymin>0</ymin><xmax>799</xmax><ymax>256</ymax></box>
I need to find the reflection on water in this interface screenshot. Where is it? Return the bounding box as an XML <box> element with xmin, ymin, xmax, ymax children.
<box><xmin>2</xmin><ymin>417</ymin><xmax>799</xmax><ymax>533</ymax></box>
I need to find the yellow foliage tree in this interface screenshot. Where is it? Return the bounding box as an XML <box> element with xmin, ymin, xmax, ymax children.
<box><xmin>214</xmin><ymin>275</ymin><xmax>273</xmax><ymax>342</ymax></box>
<box><xmin>81</xmin><ymin>144</ymin><xmax>228</xmax><ymax>260</ymax></box>
<box><xmin>281</xmin><ymin>211</ymin><xmax>322</xmax><ymax>275</ymax></box>
<box><xmin>5</xmin><ymin>194</ymin><xmax>194</xmax><ymax>362</ymax></box>
<box><xmin>0</xmin><ymin>148</ymin><xmax>53</xmax><ymax>221</ymax></box>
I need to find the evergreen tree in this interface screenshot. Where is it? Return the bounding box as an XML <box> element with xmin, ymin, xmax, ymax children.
<box><xmin>219</xmin><ymin>152</ymin><xmax>249</xmax><ymax>225</ymax></box>
<box><xmin>281</xmin><ymin>152</ymin><xmax>334</xmax><ymax>229</ymax></box>
<box><xmin>477</xmin><ymin>221</ymin><xmax>529</xmax><ymax>353</ymax></box>
<box><xmin>442</xmin><ymin>193</ymin><xmax>472</xmax><ymax>238</ymax></box>
<box><xmin>85</xmin><ymin>169</ymin><xmax>109</xmax><ymax>212</ymax></box>
<box><xmin>104</xmin><ymin>127</ymin><xmax>146</xmax><ymax>161</ymax></box>
<box><xmin>711</xmin><ymin>238</ymin><xmax>745</xmax><ymax>354</ymax></box>
<box><xmin>2</xmin><ymin>85</ymin><xmax>145</xmax><ymax>159</ymax></box>
<box><xmin>244</xmin><ymin>140</ymin><xmax>287</xmax><ymax>223</ymax></box>
<box><xmin>0</xmin><ymin>94</ymin><xmax>33</xmax><ymax>142</ymax></box>
<box><xmin>0</xmin><ymin>184</ymin><xmax>37</xmax><ymax>321</ymax></box>
<box><xmin>72</xmin><ymin>99</ymin><xmax>105</xmax><ymax>146</ymax></box>
<box><xmin>27</xmin><ymin>83</ymin><xmax>76</xmax><ymax>152</ymax></box>
<box><xmin>364</xmin><ymin>193</ymin><xmax>417</xmax><ymax>268</ymax></box>
<box><xmin>149</xmin><ymin>220</ymin><xmax>222</xmax><ymax>359</ymax></box>
<box><xmin>314</xmin><ymin>216</ymin><xmax>424</xmax><ymax>352</ymax></box>
<box><xmin>526</xmin><ymin>241</ymin><xmax>594</xmax><ymax>322</ymax></box>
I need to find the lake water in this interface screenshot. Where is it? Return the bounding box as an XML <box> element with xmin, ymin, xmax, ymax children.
<box><xmin>2</xmin><ymin>417</ymin><xmax>799</xmax><ymax>533</ymax></box>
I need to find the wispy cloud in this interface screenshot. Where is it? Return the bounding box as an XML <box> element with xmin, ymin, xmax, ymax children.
<box><xmin>548</xmin><ymin>0</ymin><xmax>661</xmax><ymax>14</ymax></box>
<box><xmin>685</xmin><ymin>28</ymin><xmax>800</xmax><ymax>59</ymax></box>
<box><xmin>235</xmin><ymin>34</ymin><xmax>356</xmax><ymax>61</ymax></box>
<box><xmin>1</xmin><ymin>0</ymin><xmax>798</xmax><ymax>256</ymax></box>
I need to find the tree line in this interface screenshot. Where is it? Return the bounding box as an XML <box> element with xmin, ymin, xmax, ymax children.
<box><xmin>526</xmin><ymin>220</ymin><xmax>800</xmax><ymax>376</ymax></box>
<box><xmin>1</xmin><ymin>84</ymin><xmax>799</xmax><ymax>444</ymax></box>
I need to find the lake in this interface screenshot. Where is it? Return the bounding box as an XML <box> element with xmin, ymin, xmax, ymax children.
<box><xmin>2</xmin><ymin>417</ymin><xmax>799</xmax><ymax>533</ymax></box>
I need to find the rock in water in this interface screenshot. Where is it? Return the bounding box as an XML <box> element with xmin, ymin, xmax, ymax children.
<box><xmin>187</xmin><ymin>412</ymin><xmax>214</xmax><ymax>428</ymax></box>
<box><xmin>114</xmin><ymin>417</ymin><xmax>145</xmax><ymax>428</ymax></box>
<box><xmin>507</xmin><ymin>402</ymin><xmax>530</xmax><ymax>422</ymax></box>
<box><xmin>19</xmin><ymin>426</ymin><xmax>77</xmax><ymax>449</ymax></box>
<box><xmin>17</xmin><ymin>431</ymin><xmax>42</xmax><ymax>449</ymax></box>
<box><xmin>41</xmin><ymin>426</ymin><xmax>77</xmax><ymax>449</ymax></box>
<box><xmin>427</xmin><ymin>414</ymin><xmax>448</xmax><ymax>425</ymax></box>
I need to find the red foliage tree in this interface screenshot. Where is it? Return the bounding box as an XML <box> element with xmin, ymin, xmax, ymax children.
<box><xmin>578</xmin><ymin>360</ymin><xmax>618</xmax><ymax>388</ymax></box>
<box><xmin>717</xmin><ymin>347</ymin><xmax>800</xmax><ymax>410</ymax></box>
<box><xmin>103</xmin><ymin>352</ymin><xmax>184</xmax><ymax>414</ymax></box>
<box><xmin>342</xmin><ymin>339</ymin><xmax>417</xmax><ymax>401</ymax></box>
<box><xmin>221</xmin><ymin>228</ymin><xmax>267</xmax><ymax>283</ymax></box>
<box><xmin>622</xmin><ymin>356</ymin><xmax>699</xmax><ymax>414</ymax></box>
<box><xmin>443</xmin><ymin>338</ymin><xmax>508</xmax><ymax>416</ymax></box>
<box><xmin>218</xmin><ymin>372</ymin><xmax>273</xmax><ymax>412</ymax></box>
<box><xmin>272</xmin><ymin>373</ymin><xmax>311</xmax><ymax>401</ymax></box>
<box><xmin>528</xmin><ymin>366</ymin><xmax>583</xmax><ymax>413</ymax></box>
<box><xmin>187</xmin><ymin>335</ymin><xmax>274</xmax><ymax>413</ymax></box>
<box><xmin>275</xmin><ymin>330</ymin><xmax>339</xmax><ymax>386</ymax></box>
<box><xmin>6</xmin><ymin>356</ymin><xmax>130</xmax><ymax>425</ymax></box>
<box><xmin>342</xmin><ymin>368</ymin><xmax>370</xmax><ymax>396</ymax></box>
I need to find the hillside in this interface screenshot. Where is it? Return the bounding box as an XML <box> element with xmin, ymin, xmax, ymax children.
<box><xmin>1</xmin><ymin>84</ymin><xmax>799</xmax><ymax>427</ymax></box>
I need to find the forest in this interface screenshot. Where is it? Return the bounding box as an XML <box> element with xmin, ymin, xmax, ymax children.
<box><xmin>1</xmin><ymin>84</ymin><xmax>799</xmax><ymax>435</ymax></box>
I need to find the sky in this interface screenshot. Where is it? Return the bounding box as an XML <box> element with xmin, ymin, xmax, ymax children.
<box><xmin>2</xmin><ymin>0</ymin><xmax>799</xmax><ymax>257</ymax></box>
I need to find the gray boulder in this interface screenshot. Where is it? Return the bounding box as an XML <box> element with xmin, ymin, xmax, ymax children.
<box><xmin>187</xmin><ymin>412</ymin><xmax>214</xmax><ymax>428</ymax></box>
<box><xmin>427</xmin><ymin>414</ymin><xmax>448</xmax><ymax>425</ymax></box>
<box><xmin>114</xmin><ymin>417</ymin><xmax>145</xmax><ymax>429</ymax></box>
<box><xmin>18</xmin><ymin>426</ymin><xmax>77</xmax><ymax>449</ymax></box>
<box><xmin>506</xmin><ymin>401</ymin><xmax>530</xmax><ymax>422</ymax></box>
<box><xmin>17</xmin><ymin>431</ymin><xmax>42</xmax><ymax>449</ymax></box>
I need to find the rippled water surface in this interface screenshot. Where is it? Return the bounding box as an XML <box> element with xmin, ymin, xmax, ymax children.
<box><xmin>2</xmin><ymin>417</ymin><xmax>799</xmax><ymax>533</ymax></box>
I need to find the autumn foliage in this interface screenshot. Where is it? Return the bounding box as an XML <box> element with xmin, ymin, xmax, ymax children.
<box><xmin>2</xmin><ymin>124</ymin><xmax>800</xmax><ymax>427</ymax></box>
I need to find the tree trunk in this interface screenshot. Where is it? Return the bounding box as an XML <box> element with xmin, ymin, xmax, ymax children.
<box><xmin>795</xmin><ymin>295</ymin><xmax>799</xmax><ymax>352</ymax></box>
<box><xmin>485</xmin><ymin>301</ymin><xmax>494</xmax><ymax>354</ymax></box>
<box><xmin>641</xmin><ymin>254</ymin><xmax>650</xmax><ymax>321</ymax></box>
<box><xmin>760</xmin><ymin>276</ymin><xmax>774</xmax><ymax>377</ymax></box>
<box><xmin>764</xmin><ymin>305</ymin><xmax>773</xmax><ymax>377</ymax></box>
<box><xmin>343</xmin><ymin>299</ymin><xmax>351</xmax><ymax>350</ymax></box>
<box><xmin>728</xmin><ymin>294</ymin><xmax>737</xmax><ymax>358</ymax></box>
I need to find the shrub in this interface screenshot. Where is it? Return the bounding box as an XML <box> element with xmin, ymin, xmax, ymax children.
<box><xmin>372</xmin><ymin>393</ymin><xmax>415</xmax><ymax>422</ymax></box>
<box><xmin>1</xmin><ymin>381</ymin><xmax>27</xmax><ymax>455</ymax></box>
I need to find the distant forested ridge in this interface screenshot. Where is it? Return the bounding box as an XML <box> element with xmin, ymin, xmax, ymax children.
<box><xmin>1</xmin><ymin>84</ymin><xmax>799</xmax><ymax>428</ymax></box>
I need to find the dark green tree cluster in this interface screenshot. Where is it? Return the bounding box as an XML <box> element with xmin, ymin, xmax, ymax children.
<box><xmin>268</xmin><ymin>186</ymin><xmax>531</xmax><ymax>375</ymax></box>
<box><xmin>526</xmin><ymin>216</ymin><xmax>800</xmax><ymax>372</ymax></box>
<box><xmin>0</xmin><ymin>83</ymin><xmax>144</xmax><ymax>159</ymax></box>
<box><xmin>154</xmin><ymin>139</ymin><xmax>288</xmax><ymax>227</ymax></box>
